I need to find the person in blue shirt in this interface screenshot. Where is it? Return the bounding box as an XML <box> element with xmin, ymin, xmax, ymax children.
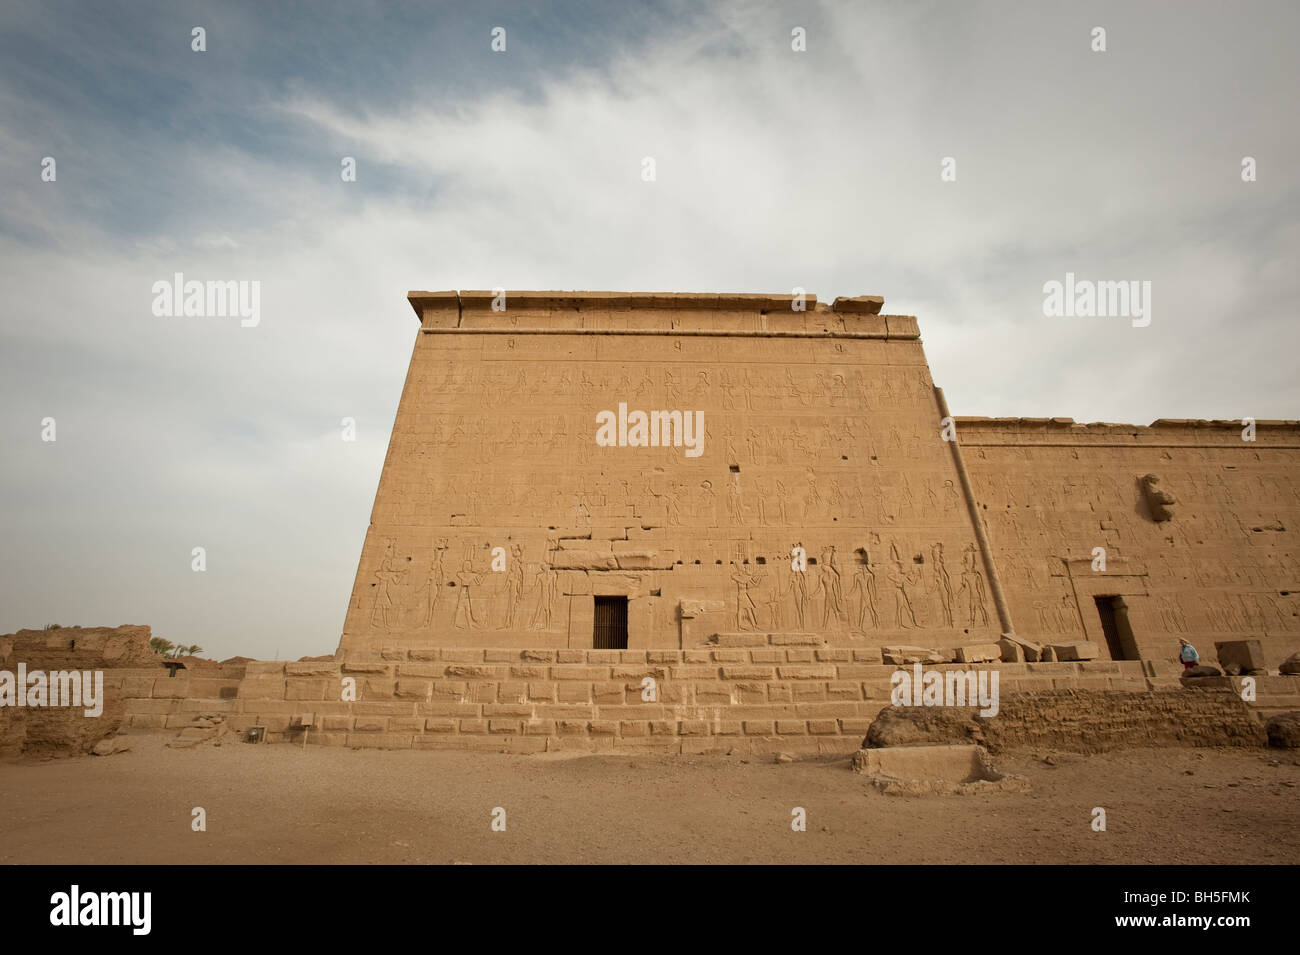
<box><xmin>1178</xmin><ymin>638</ymin><xmax>1199</xmax><ymax>670</ymax></box>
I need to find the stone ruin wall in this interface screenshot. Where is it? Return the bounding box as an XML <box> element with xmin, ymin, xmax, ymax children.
<box><xmin>864</xmin><ymin>687</ymin><xmax>1270</xmax><ymax>754</ymax></box>
<box><xmin>959</xmin><ymin>417</ymin><xmax>1300</xmax><ymax>669</ymax></box>
<box><xmin>338</xmin><ymin>292</ymin><xmax>1001</xmax><ymax>657</ymax></box>
<box><xmin>0</xmin><ymin>626</ymin><xmax>153</xmax><ymax>756</ymax></box>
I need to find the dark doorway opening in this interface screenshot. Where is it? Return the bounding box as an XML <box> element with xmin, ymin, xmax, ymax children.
<box><xmin>1094</xmin><ymin>595</ymin><xmax>1139</xmax><ymax>660</ymax></box>
<box><xmin>593</xmin><ymin>596</ymin><xmax>629</xmax><ymax>650</ymax></box>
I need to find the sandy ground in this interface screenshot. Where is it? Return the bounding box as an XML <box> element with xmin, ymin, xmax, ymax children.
<box><xmin>1</xmin><ymin>736</ymin><xmax>1297</xmax><ymax>865</ymax></box>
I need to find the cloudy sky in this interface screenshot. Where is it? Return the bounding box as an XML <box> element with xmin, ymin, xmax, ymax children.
<box><xmin>2</xmin><ymin>0</ymin><xmax>1296</xmax><ymax>659</ymax></box>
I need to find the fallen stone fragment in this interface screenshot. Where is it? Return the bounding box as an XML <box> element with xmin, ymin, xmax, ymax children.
<box><xmin>91</xmin><ymin>736</ymin><xmax>132</xmax><ymax>756</ymax></box>
<box><xmin>1047</xmin><ymin>641</ymin><xmax>1100</xmax><ymax>662</ymax></box>
<box><xmin>1265</xmin><ymin>712</ymin><xmax>1300</xmax><ymax>749</ymax></box>
<box><xmin>954</xmin><ymin>644</ymin><xmax>1001</xmax><ymax>664</ymax></box>
<box><xmin>882</xmin><ymin>645</ymin><xmax>951</xmax><ymax>665</ymax></box>
<box><xmin>1215</xmin><ymin>639</ymin><xmax>1267</xmax><ymax>675</ymax></box>
<box><xmin>998</xmin><ymin>634</ymin><xmax>1043</xmax><ymax>663</ymax></box>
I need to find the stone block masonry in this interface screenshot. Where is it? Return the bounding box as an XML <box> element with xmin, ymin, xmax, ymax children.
<box><xmin>117</xmin><ymin>648</ymin><xmax>1295</xmax><ymax>755</ymax></box>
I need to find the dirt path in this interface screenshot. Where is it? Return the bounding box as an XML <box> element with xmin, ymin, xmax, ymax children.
<box><xmin>1</xmin><ymin>737</ymin><xmax>1296</xmax><ymax>864</ymax></box>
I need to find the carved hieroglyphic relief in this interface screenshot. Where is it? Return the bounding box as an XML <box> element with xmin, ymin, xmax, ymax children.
<box><xmin>962</xmin><ymin>419</ymin><xmax>1300</xmax><ymax>665</ymax></box>
<box><xmin>353</xmin><ymin>343</ymin><xmax>998</xmax><ymax>648</ymax></box>
<box><xmin>339</xmin><ymin>293</ymin><xmax>1300</xmax><ymax>662</ymax></box>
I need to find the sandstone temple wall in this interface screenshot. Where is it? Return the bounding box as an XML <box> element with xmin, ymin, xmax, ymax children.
<box><xmin>335</xmin><ymin>290</ymin><xmax>1299</xmax><ymax>676</ymax></box>
<box><xmin>959</xmin><ymin>417</ymin><xmax>1300</xmax><ymax>669</ymax></box>
<box><xmin>339</xmin><ymin>292</ymin><xmax>1000</xmax><ymax>656</ymax></box>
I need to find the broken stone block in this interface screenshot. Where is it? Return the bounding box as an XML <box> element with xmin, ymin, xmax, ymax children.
<box><xmin>1181</xmin><ymin>664</ymin><xmax>1223</xmax><ymax>679</ymax></box>
<box><xmin>998</xmin><ymin>634</ymin><xmax>1042</xmax><ymax>663</ymax></box>
<box><xmin>1215</xmin><ymin>640</ymin><xmax>1267</xmax><ymax>675</ymax></box>
<box><xmin>1048</xmin><ymin>641</ymin><xmax>1100</xmax><ymax>662</ymax></box>
<box><xmin>881</xmin><ymin>645</ymin><xmax>948</xmax><ymax>665</ymax></box>
<box><xmin>954</xmin><ymin>644</ymin><xmax>1001</xmax><ymax>664</ymax></box>
<box><xmin>851</xmin><ymin>744</ymin><xmax>1030</xmax><ymax>796</ymax></box>
<box><xmin>1280</xmin><ymin>652</ymin><xmax>1300</xmax><ymax>676</ymax></box>
<box><xmin>831</xmin><ymin>294</ymin><xmax>885</xmax><ymax>314</ymax></box>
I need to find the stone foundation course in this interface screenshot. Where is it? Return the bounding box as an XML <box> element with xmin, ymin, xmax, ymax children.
<box><xmin>115</xmin><ymin>648</ymin><xmax>1295</xmax><ymax>756</ymax></box>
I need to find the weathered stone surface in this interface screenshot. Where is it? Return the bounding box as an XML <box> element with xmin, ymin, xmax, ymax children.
<box><xmin>851</xmin><ymin>744</ymin><xmax>1030</xmax><ymax>795</ymax></box>
<box><xmin>882</xmin><ymin>645</ymin><xmax>950</xmax><ymax>665</ymax></box>
<box><xmin>865</xmin><ymin>705</ymin><xmax>989</xmax><ymax>748</ymax></box>
<box><xmin>167</xmin><ymin>716</ymin><xmax>229</xmax><ymax>748</ymax></box>
<box><xmin>712</xmin><ymin>632</ymin><xmax>767</xmax><ymax>647</ymax></box>
<box><xmin>954</xmin><ymin>644</ymin><xmax>1002</xmax><ymax>663</ymax></box>
<box><xmin>862</xmin><ymin>688</ymin><xmax>1266</xmax><ymax>753</ymax></box>
<box><xmin>1281</xmin><ymin>652</ymin><xmax>1300</xmax><ymax>676</ymax></box>
<box><xmin>0</xmin><ymin>709</ymin><xmax>26</xmax><ymax>759</ymax></box>
<box><xmin>550</xmin><ymin>550</ymin><xmax>619</xmax><ymax>571</ymax></box>
<box><xmin>679</xmin><ymin>599</ymin><xmax>724</xmax><ymax>618</ymax></box>
<box><xmin>0</xmin><ymin>625</ymin><xmax>159</xmax><ymax>670</ymax></box>
<box><xmin>768</xmin><ymin>633</ymin><xmax>824</xmax><ymax>647</ymax></box>
<box><xmin>1265</xmin><ymin>712</ymin><xmax>1300</xmax><ymax>748</ymax></box>
<box><xmin>1182</xmin><ymin>665</ymin><xmax>1224</xmax><ymax>679</ymax></box>
<box><xmin>91</xmin><ymin>735</ymin><xmax>132</xmax><ymax>756</ymax></box>
<box><xmin>0</xmin><ymin>625</ymin><xmax>148</xmax><ymax>756</ymax></box>
<box><xmin>1139</xmin><ymin>473</ymin><xmax>1177</xmax><ymax>522</ymax></box>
